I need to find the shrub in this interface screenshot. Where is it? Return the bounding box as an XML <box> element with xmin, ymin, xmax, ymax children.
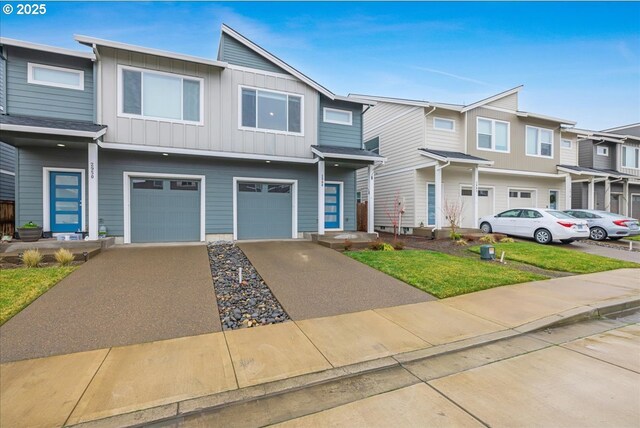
<box><xmin>21</xmin><ymin>249</ymin><xmax>43</xmax><ymax>268</ymax></box>
<box><xmin>493</xmin><ymin>233</ymin><xmax>507</xmax><ymax>240</ymax></box>
<box><xmin>54</xmin><ymin>248</ymin><xmax>75</xmax><ymax>266</ymax></box>
<box><xmin>343</xmin><ymin>239</ymin><xmax>353</xmax><ymax>251</ymax></box>
<box><xmin>380</xmin><ymin>243</ymin><xmax>395</xmax><ymax>251</ymax></box>
<box><xmin>368</xmin><ymin>239</ymin><xmax>385</xmax><ymax>251</ymax></box>
<box><xmin>500</xmin><ymin>237</ymin><xmax>515</xmax><ymax>243</ymax></box>
<box><xmin>393</xmin><ymin>240</ymin><xmax>405</xmax><ymax>250</ymax></box>
<box><xmin>454</xmin><ymin>239</ymin><xmax>469</xmax><ymax>246</ymax></box>
<box><xmin>450</xmin><ymin>231</ymin><xmax>462</xmax><ymax>240</ymax></box>
<box><xmin>479</xmin><ymin>235</ymin><xmax>496</xmax><ymax>244</ymax></box>
<box><xmin>20</xmin><ymin>221</ymin><xmax>40</xmax><ymax>229</ymax></box>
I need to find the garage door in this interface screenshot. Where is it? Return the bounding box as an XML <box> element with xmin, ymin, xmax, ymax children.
<box><xmin>632</xmin><ymin>194</ymin><xmax>640</xmax><ymax>219</ymax></box>
<box><xmin>461</xmin><ymin>187</ymin><xmax>493</xmax><ymax>228</ymax></box>
<box><xmin>509</xmin><ymin>189</ymin><xmax>536</xmax><ymax>209</ymax></box>
<box><xmin>130</xmin><ymin>178</ymin><xmax>201</xmax><ymax>243</ymax></box>
<box><xmin>237</xmin><ymin>181</ymin><xmax>293</xmax><ymax>240</ymax></box>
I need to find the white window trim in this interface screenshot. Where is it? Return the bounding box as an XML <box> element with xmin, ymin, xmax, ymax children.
<box><xmin>596</xmin><ymin>146</ymin><xmax>609</xmax><ymax>156</ymax></box>
<box><xmin>426</xmin><ymin>181</ymin><xmax>436</xmax><ymax>227</ymax></box>
<box><xmin>507</xmin><ymin>187</ymin><xmax>538</xmax><ymax>209</ymax></box>
<box><xmin>123</xmin><ymin>172</ymin><xmax>206</xmax><ymax>244</ymax></box>
<box><xmin>238</xmin><ymin>85</ymin><xmax>305</xmax><ymax>137</ymax></box>
<box><xmin>622</xmin><ymin>146</ymin><xmax>640</xmax><ymax>170</ymax></box>
<box><xmin>42</xmin><ymin>167</ymin><xmax>86</xmax><ymax>233</ymax></box>
<box><xmin>28</xmin><ymin>63</ymin><xmax>84</xmax><ymax>91</ymax></box>
<box><xmin>323</xmin><ymin>108</ymin><xmax>353</xmax><ymax>126</ymax></box>
<box><xmin>561</xmin><ymin>139</ymin><xmax>573</xmax><ymax>149</ymax></box>
<box><xmin>117</xmin><ymin>64</ymin><xmax>205</xmax><ymax>126</ymax></box>
<box><xmin>459</xmin><ymin>184</ymin><xmax>496</xmax><ymax>221</ymax></box>
<box><xmin>549</xmin><ymin>189</ymin><xmax>560</xmax><ymax>209</ymax></box>
<box><xmin>232</xmin><ymin>177</ymin><xmax>298</xmax><ymax>240</ymax></box>
<box><xmin>525</xmin><ymin>125</ymin><xmax>554</xmax><ymax>159</ymax></box>
<box><xmin>433</xmin><ymin>117</ymin><xmax>456</xmax><ymax>132</ymax></box>
<box><xmin>324</xmin><ymin>180</ymin><xmax>344</xmax><ymax>231</ymax></box>
<box><xmin>476</xmin><ymin>116</ymin><xmax>510</xmax><ymax>153</ymax></box>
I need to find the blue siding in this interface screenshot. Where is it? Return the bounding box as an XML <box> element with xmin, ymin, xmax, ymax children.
<box><xmin>326</xmin><ymin>167</ymin><xmax>356</xmax><ymax>231</ymax></box>
<box><xmin>318</xmin><ymin>96</ymin><xmax>363</xmax><ymax>149</ymax></box>
<box><xmin>5</xmin><ymin>46</ymin><xmax>94</xmax><ymax>121</ymax></box>
<box><xmin>1</xmin><ymin>142</ymin><xmax>16</xmax><ymax>200</ymax></box>
<box><xmin>0</xmin><ymin>173</ymin><xmax>14</xmax><ymax>201</ymax></box>
<box><xmin>219</xmin><ymin>33</ymin><xmax>288</xmax><ymax>74</ymax></box>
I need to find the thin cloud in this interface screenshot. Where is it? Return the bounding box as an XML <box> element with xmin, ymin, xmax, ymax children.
<box><xmin>412</xmin><ymin>66</ymin><xmax>492</xmax><ymax>86</ymax></box>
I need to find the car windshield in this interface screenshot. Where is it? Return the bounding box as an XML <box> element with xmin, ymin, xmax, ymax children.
<box><xmin>547</xmin><ymin>210</ymin><xmax>575</xmax><ymax>219</ymax></box>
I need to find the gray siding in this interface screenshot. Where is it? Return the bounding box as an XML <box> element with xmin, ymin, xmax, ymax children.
<box><xmin>5</xmin><ymin>46</ymin><xmax>94</xmax><ymax>121</ymax></box>
<box><xmin>219</xmin><ymin>33</ymin><xmax>287</xmax><ymax>74</ymax></box>
<box><xmin>0</xmin><ymin>142</ymin><xmax>16</xmax><ymax>200</ymax></box>
<box><xmin>578</xmin><ymin>140</ymin><xmax>594</xmax><ymax>168</ymax></box>
<box><xmin>571</xmin><ymin>182</ymin><xmax>584</xmax><ymax>209</ymax></box>
<box><xmin>0</xmin><ymin>53</ymin><xmax>6</xmax><ymax>114</ymax></box>
<box><xmin>0</xmin><ymin>173</ymin><xmax>14</xmax><ymax>201</ymax></box>
<box><xmin>318</xmin><ymin>96</ymin><xmax>362</xmax><ymax>149</ymax></box>
<box><xmin>609</xmin><ymin>125</ymin><xmax>640</xmax><ymax>138</ymax></box>
<box><xmin>593</xmin><ymin>142</ymin><xmax>616</xmax><ymax>170</ymax></box>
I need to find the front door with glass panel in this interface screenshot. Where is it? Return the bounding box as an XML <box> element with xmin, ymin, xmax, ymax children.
<box><xmin>549</xmin><ymin>190</ymin><xmax>558</xmax><ymax>210</ymax></box>
<box><xmin>50</xmin><ymin>171</ymin><xmax>82</xmax><ymax>233</ymax></box>
<box><xmin>324</xmin><ymin>183</ymin><xmax>341</xmax><ymax>229</ymax></box>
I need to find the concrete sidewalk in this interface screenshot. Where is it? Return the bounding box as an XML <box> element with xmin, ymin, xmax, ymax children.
<box><xmin>569</xmin><ymin>241</ymin><xmax>640</xmax><ymax>263</ymax></box>
<box><xmin>1</xmin><ymin>269</ymin><xmax>638</xmax><ymax>428</ymax></box>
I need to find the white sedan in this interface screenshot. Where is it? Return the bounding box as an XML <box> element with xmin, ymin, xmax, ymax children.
<box><xmin>479</xmin><ymin>208</ymin><xmax>590</xmax><ymax>244</ymax></box>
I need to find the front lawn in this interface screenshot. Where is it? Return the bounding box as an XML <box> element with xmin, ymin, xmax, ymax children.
<box><xmin>0</xmin><ymin>267</ymin><xmax>77</xmax><ymax>325</ymax></box>
<box><xmin>623</xmin><ymin>235</ymin><xmax>640</xmax><ymax>242</ymax></box>
<box><xmin>469</xmin><ymin>242</ymin><xmax>639</xmax><ymax>274</ymax></box>
<box><xmin>345</xmin><ymin>250</ymin><xmax>546</xmax><ymax>298</ymax></box>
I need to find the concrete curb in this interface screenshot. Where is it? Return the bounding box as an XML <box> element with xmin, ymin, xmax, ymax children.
<box><xmin>65</xmin><ymin>296</ymin><xmax>640</xmax><ymax>428</ymax></box>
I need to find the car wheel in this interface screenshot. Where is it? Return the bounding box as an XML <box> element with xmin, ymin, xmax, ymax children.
<box><xmin>609</xmin><ymin>237</ymin><xmax>623</xmax><ymax>241</ymax></box>
<box><xmin>480</xmin><ymin>222</ymin><xmax>492</xmax><ymax>234</ymax></box>
<box><xmin>560</xmin><ymin>239</ymin><xmax>573</xmax><ymax>244</ymax></box>
<box><xmin>534</xmin><ymin>228</ymin><xmax>552</xmax><ymax>245</ymax></box>
<box><xmin>590</xmin><ymin>227</ymin><xmax>607</xmax><ymax>241</ymax></box>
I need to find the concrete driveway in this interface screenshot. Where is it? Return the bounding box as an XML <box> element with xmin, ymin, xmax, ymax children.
<box><xmin>0</xmin><ymin>245</ymin><xmax>220</xmax><ymax>363</ymax></box>
<box><xmin>238</xmin><ymin>241</ymin><xmax>435</xmax><ymax>320</ymax></box>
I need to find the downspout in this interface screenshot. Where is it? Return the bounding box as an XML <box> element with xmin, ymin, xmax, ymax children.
<box><xmin>464</xmin><ymin>111</ymin><xmax>468</xmax><ymax>154</ymax></box>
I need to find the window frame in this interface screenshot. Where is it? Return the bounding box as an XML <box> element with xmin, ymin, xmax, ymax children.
<box><xmin>27</xmin><ymin>62</ymin><xmax>84</xmax><ymax>91</ymax></box>
<box><xmin>596</xmin><ymin>146</ymin><xmax>609</xmax><ymax>156</ymax></box>
<box><xmin>364</xmin><ymin>136</ymin><xmax>380</xmax><ymax>154</ymax></box>
<box><xmin>323</xmin><ymin>107</ymin><xmax>353</xmax><ymax>126</ymax></box>
<box><xmin>525</xmin><ymin>125</ymin><xmax>554</xmax><ymax>159</ymax></box>
<box><xmin>117</xmin><ymin>64</ymin><xmax>204</xmax><ymax>126</ymax></box>
<box><xmin>433</xmin><ymin>117</ymin><xmax>456</xmax><ymax>132</ymax></box>
<box><xmin>238</xmin><ymin>85</ymin><xmax>305</xmax><ymax>136</ymax></box>
<box><xmin>476</xmin><ymin>117</ymin><xmax>510</xmax><ymax>153</ymax></box>
<box><xmin>622</xmin><ymin>146</ymin><xmax>640</xmax><ymax>170</ymax></box>
<box><xmin>560</xmin><ymin>139</ymin><xmax>572</xmax><ymax>149</ymax></box>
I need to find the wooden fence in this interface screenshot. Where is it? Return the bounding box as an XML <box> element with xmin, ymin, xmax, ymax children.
<box><xmin>356</xmin><ymin>201</ymin><xmax>368</xmax><ymax>232</ymax></box>
<box><xmin>0</xmin><ymin>200</ymin><xmax>15</xmax><ymax>237</ymax></box>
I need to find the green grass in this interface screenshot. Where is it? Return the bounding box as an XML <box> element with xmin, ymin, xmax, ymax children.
<box><xmin>469</xmin><ymin>242</ymin><xmax>639</xmax><ymax>274</ymax></box>
<box><xmin>0</xmin><ymin>266</ymin><xmax>77</xmax><ymax>325</ymax></box>
<box><xmin>345</xmin><ymin>250</ymin><xmax>546</xmax><ymax>299</ymax></box>
<box><xmin>623</xmin><ymin>235</ymin><xmax>640</xmax><ymax>242</ymax></box>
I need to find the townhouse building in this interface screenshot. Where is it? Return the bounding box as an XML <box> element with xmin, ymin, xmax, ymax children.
<box><xmin>353</xmin><ymin>86</ymin><xmax>584</xmax><ymax>233</ymax></box>
<box><xmin>0</xmin><ymin>26</ymin><xmax>382</xmax><ymax>243</ymax></box>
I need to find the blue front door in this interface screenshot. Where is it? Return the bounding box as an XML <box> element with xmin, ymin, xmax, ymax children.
<box><xmin>324</xmin><ymin>183</ymin><xmax>341</xmax><ymax>229</ymax></box>
<box><xmin>50</xmin><ymin>171</ymin><xmax>82</xmax><ymax>233</ymax></box>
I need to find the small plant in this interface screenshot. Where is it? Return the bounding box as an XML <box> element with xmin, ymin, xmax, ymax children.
<box><xmin>454</xmin><ymin>239</ymin><xmax>469</xmax><ymax>246</ymax></box>
<box><xmin>368</xmin><ymin>239</ymin><xmax>385</xmax><ymax>251</ymax></box>
<box><xmin>21</xmin><ymin>249</ymin><xmax>43</xmax><ymax>268</ymax></box>
<box><xmin>500</xmin><ymin>237</ymin><xmax>515</xmax><ymax>243</ymax></box>
<box><xmin>54</xmin><ymin>248</ymin><xmax>75</xmax><ymax>266</ymax></box>
<box><xmin>393</xmin><ymin>240</ymin><xmax>405</xmax><ymax>250</ymax></box>
<box><xmin>462</xmin><ymin>234</ymin><xmax>477</xmax><ymax>242</ymax></box>
<box><xmin>380</xmin><ymin>243</ymin><xmax>395</xmax><ymax>251</ymax></box>
<box><xmin>20</xmin><ymin>221</ymin><xmax>40</xmax><ymax>229</ymax></box>
<box><xmin>343</xmin><ymin>239</ymin><xmax>353</xmax><ymax>251</ymax></box>
<box><xmin>493</xmin><ymin>233</ymin><xmax>507</xmax><ymax>240</ymax></box>
<box><xmin>450</xmin><ymin>231</ymin><xmax>462</xmax><ymax>240</ymax></box>
<box><xmin>479</xmin><ymin>235</ymin><xmax>496</xmax><ymax>244</ymax></box>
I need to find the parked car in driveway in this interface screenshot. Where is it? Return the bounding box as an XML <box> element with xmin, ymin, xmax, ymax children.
<box><xmin>563</xmin><ymin>209</ymin><xmax>640</xmax><ymax>241</ymax></box>
<box><xmin>479</xmin><ymin>208</ymin><xmax>590</xmax><ymax>244</ymax></box>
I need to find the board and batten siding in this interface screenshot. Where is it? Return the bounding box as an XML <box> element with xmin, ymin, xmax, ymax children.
<box><xmin>218</xmin><ymin>33</ymin><xmax>287</xmax><ymax>74</ymax></box>
<box><xmin>4</xmin><ymin>46</ymin><xmax>94</xmax><ymax>121</ymax></box>
<box><xmin>318</xmin><ymin>96</ymin><xmax>362</xmax><ymax>149</ymax></box>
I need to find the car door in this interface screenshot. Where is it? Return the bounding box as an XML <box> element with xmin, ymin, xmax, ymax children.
<box><xmin>518</xmin><ymin>209</ymin><xmax>544</xmax><ymax>237</ymax></box>
<box><xmin>493</xmin><ymin>209</ymin><xmax>522</xmax><ymax>234</ymax></box>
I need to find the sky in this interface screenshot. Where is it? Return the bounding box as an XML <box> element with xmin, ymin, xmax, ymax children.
<box><xmin>1</xmin><ymin>1</ymin><xmax>639</xmax><ymax>129</ymax></box>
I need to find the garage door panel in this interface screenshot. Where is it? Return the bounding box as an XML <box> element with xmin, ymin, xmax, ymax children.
<box><xmin>237</xmin><ymin>182</ymin><xmax>293</xmax><ymax>240</ymax></box>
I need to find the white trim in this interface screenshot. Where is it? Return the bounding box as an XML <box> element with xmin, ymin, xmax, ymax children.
<box><xmin>459</xmin><ymin>183</ymin><xmax>496</xmax><ymax>224</ymax></box>
<box><xmin>349</xmin><ymin>93</ymin><xmax>462</xmax><ymax>111</ymax></box>
<box><xmin>418</xmin><ymin>150</ymin><xmax>494</xmax><ymax>166</ymax></box>
<box><xmin>461</xmin><ymin>86</ymin><xmax>522</xmax><ymax>113</ymax></box>
<box><xmin>318</xmin><ymin>161</ymin><xmax>325</xmax><ymax>235</ymax></box>
<box><xmin>232</xmin><ymin>177</ymin><xmax>298</xmax><ymax>240</ymax></box>
<box><xmin>237</xmin><ymin>85</ymin><xmax>305</xmax><ymax>136</ymax></box>
<box><xmin>97</xmin><ymin>141</ymin><xmax>318</xmax><ymax>164</ymax></box>
<box><xmin>481</xmin><ymin>167</ymin><xmax>565</xmax><ymax>179</ymax></box>
<box><xmin>42</xmin><ymin>167</ymin><xmax>86</xmax><ymax>233</ymax></box>
<box><xmin>631</xmin><ymin>193</ymin><xmax>640</xmax><ymax>219</ymax></box>
<box><xmin>0</xmin><ymin>169</ymin><xmax>15</xmax><ymax>176</ymax></box>
<box><xmin>596</xmin><ymin>146</ymin><xmax>609</xmax><ymax>156</ymax></box>
<box><xmin>516</xmin><ymin>111</ymin><xmax>576</xmax><ymax>126</ymax></box>
<box><xmin>27</xmin><ymin>63</ymin><xmax>85</xmax><ymax>91</ymax></box>
<box><xmin>226</xmin><ymin>63</ymin><xmax>297</xmax><ymax>81</ymax></box>
<box><xmin>75</xmin><ymin>35</ymin><xmax>227</xmax><ymax>68</ymax></box>
<box><xmin>123</xmin><ymin>171</ymin><xmax>206</xmax><ymax>244</ymax></box>
<box><xmin>87</xmin><ymin>143</ymin><xmax>99</xmax><ymax>240</ymax></box>
<box><xmin>432</xmin><ymin>117</ymin><xmax>456</xmax><ymax>132</ymax></box>
<box><xmin>476</xmin><ymin>116</ymin><xmax>510</xmax><ymax>153</ymax></box>
<box><xmin>425</xmin><ymin>181</ymin><xmax>436</xmax><ymax>227</ymax></box>
<box><xmin>556</xmin><ymin>166</ymin><xmax>612</xmax><ymax>178</ymax></box>
<box><xmin>117</xmin><ymin>64</ymin><xmax>204</xmax><ymax>126</ymax></box>
<box><xmin>602</xmin><ymin>123</ymin><xmax>640</xmax><ymax>133</ymax></box>
<box><xmin>507</xmin><ymin>187</ymin><xmax>538</xmax><ymax>209</ymax></box>
<box><xmin>1</xmin><ymin>37</ymin><xmax>95</xmax><ymax>59</ymax></box>
<box><xmin>561</xmin><ymin>138</ymin><xmax>573</xmax><ymax>149</ymax></box>
<box><xmin>0</xmin><ymin>124</ymin><xmax>106</xmax><ymax>139</ymax></box>
<box><xmin>323</xmin><ymin>108</ymin><xmax>353</xmax><ymax>126</ymax></box>
<box><xmin>324</xmin><ymin>180</ymin><xmax>344</xmax><ymax>231</ymax></box>
<box><xmin>548</xmin><ymin>189</ymin><xmax>560</xmax><ymax>210</ymax></box>
<box><xmin>311</xmin><ymin>147</ymin><xmax>386</xmax><ymax>163</ymax></box>
<box><xmin>622</xmin><ymin>146</ymin><xmax>640</xmax><ymax>170</ymax></box>
<box><xmin>525</xmin><ymin>125</ymin><xmax>554</xmax><ymax>159</ymax></box>
<box><xmin>481</xmin><ymin>105</ymin><xmax>517</xmax><ymax>115</ymax></box>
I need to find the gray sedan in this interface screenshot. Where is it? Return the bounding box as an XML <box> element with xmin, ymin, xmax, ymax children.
<box><xmin>563</xmin><ymin>209</ymin><xmax>640</xmax><ymax>241</ymax></box>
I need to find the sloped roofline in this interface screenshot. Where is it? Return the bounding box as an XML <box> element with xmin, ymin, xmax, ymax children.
<box><xmin>601</xmin><ymin>123</ymin><xmax>640</xmax><ymax>133</ymax></box>
<box><xmin>348</xmin><ymin>94</ymin><xmax>463</xmax><ymax>111</ymax></box>
<box><xmin>1</xmin><ymin>37</ymin><xmax>95</xmax><ymax>60</ymax></box>
<box><xmin>460</xmin><ymin>85</ymin><xmax>523</xmax><ymax>113</ymax></box>
<box><xmin>562</xmin><ymin>127</ymin><xmax>640</xmax><ymax>143</ymax></box>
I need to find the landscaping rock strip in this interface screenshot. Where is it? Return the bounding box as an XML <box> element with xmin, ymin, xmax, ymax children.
<box><xmin>207</xmin><ymin>242</ymin><xmax>290</xmax><ymax>330</ymax></box>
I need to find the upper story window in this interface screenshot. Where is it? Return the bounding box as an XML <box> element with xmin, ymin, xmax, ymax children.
<box><xmin>561</xmin><ymin>139</ymin><xmax>572</xmax><ymax>149</ymax></box>
<box><xmin>596</xmin><ymin>146</ymin><xmax>609</xmax><ymax>156</ymax></box>
<box><xmin>240</xmin><ymin>87</ymin><xmax>303</xmax><ymax>135</ymax></box>
<box><xmin>526</xmin><ymin>125</ymin><xmax>553</xmax><ymax>158</ymax></box>
<box><xmin>477</xmin><ymin>117</ymin><xmax>509</xmax><ymax>152</ymax></box>
<box><xmin>28</xmin><ymin>63</ymin><xmax>84</xmax><ymax>91</ymax></box>
<box><xmin>364</xmin><ymin>136</ymin><xmax>379</xmax><ymax>154</ymax></box>
<box><xmin>622</xmin><ymin>146</ymin><xmax>640</xmax><ymax>169</ymax></box>
<box><xmin>119</xmin><ymin>65</ymin><xmax>203</xmax><ymax>125</ymax></box>
<box><xmin>323</xmin><ymin>108</ymin><xmax>352</xmax><ymax>126</ymax></box>
<box><xmin>433</xmin><ymin>117</ymin><xmax>455</xmax><ymax>131</ymax></box>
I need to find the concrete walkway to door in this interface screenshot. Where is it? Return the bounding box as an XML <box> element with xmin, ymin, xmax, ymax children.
<box><xmin>0</xmin><ymin>245</ymin><xmax>221</xmax><ymax>363</ymax></box>
<box><xmin>238</xmin><ymin>241</ymin><xmax>435</xmax><ymax>320</ymax></box>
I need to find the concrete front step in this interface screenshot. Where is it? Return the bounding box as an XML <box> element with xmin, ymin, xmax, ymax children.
<box><xmin>309</xmin><ymin>231</ymin><xmax>379</xmax><ymax>250</ymax></box>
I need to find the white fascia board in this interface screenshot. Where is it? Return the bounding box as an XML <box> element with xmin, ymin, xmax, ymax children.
<box><xmin>516</xmin><ymin>111</ymin><xmax>576</xmax><ymax>126</ymax></box>
<box><xmin>74</xmin><ymin>35</ymin><xmax>228</xmax><ymax>68</ymax></box>
<box><xmin>0</xmin><ymin>37</ymin><xmax>95</xmax><ymax>60</ymax></box>
<box><xmin>461</xmin><ymin>85</ymin><xmax>523</xmax><ymax>113</ymax></box>
<box><xmin>348</xmin><ymin>94</ymin><xmax>432</xmax><ymax>109</ymax></box>
<box><xmin>221</xmin><ymin>25</ymin><xmax>334</xmax><ymax>100</ymax></box>
<box><xmin>479</xmin><ymin>166</ymin><xmax>565</xmax><ymax>179</ymax></box>
<box><xmin>333</xmin><ymin>94</ymin><xmax>376</xmax><ymax>106</ymax></box>
<box><xmin>0</xmin><ymin>123</ymin><xmax>106</xmax><ymax>139</ymax></box>
<box><xmin>592</xmin><ymin>136</ymin><xmax>625</xmax><ymax>144</ymax></box>
<box><xmin>99</xmin><ymin>141</ymin><xmax>318</xmax><ymax>164</ymax></box>
<box><xmin>556</xmin><ymin>166</ymin><xmax>612</xmax><ymax>178</ymax></box>
<box><xmin>418</xmin><ymin>150</ymin><xmax>494</xmax><ymax>166</ymax></box>
<box><xmin>310</xmin><ymin>147</ymin><xmax>386</xmax><ymax>163</ymax></box>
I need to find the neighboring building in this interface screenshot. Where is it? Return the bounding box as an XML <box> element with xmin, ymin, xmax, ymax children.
<box><xmin>353</xmin><ymin>86</ymin><xmax>582</xmax><ymax>232</ymax></box>
<box><xmin>0</xmin><ymin>26</ymin><xmax>382</xmax><ymax>243</ymax></box>
<box><xmin>561</xmin><ymin>124</ymin><xmax>640</xmax><ymax>217</ymax></box>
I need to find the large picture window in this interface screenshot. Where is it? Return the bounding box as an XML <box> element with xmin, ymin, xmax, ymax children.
<box><xmin>477</xmin><ymin>117</ymin><xmax>509</xmax><ymax>152</ymax></box>
<box><xmin>119</xmin><ymin>66</ymin><xmax>202</xmax><ymax>124</ymax></box>
<box><xmin>240</xmin><ymin>87</ymin><xmax>302</xmax><ymax>134</ymax></box>
<box><xmin>526</xmin><ymin>126</ymin><xmax>553</xmax><ymax>158</ymax></box>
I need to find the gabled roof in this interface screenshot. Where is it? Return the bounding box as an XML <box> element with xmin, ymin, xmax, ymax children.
<box><xmin>460</xmin><ymin>85</ymin><xmax>522</xmax><ymax>113</ymax></box>
<box><xmin>75</xmin><ymin>35</ymin><xmax>227</xmax><ymax>68</ymax></box>
<box><xmin>0</xmin><ymin>37</ymin><xmax>95</xmax><ymax>60</ymax></box>
<box><xmin>0</xmin><ymin>114</ymin><xmax>107</xmax><ymax>139</ymax></box>
<box><xmin>418</xmin><ymin>148</ymin><xmax>494</xmax><ymax>165</ymax></box>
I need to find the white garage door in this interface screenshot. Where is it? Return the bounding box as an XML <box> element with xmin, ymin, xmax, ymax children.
<box><xmin>509</xmin><ymin>189</ymin><xmax>536</xmax><ymax>209</ymax></box>
<box><xmin>460</xmin><ymin>187</ymin><xmax>493</xmax><ymax>228</ymax></box>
